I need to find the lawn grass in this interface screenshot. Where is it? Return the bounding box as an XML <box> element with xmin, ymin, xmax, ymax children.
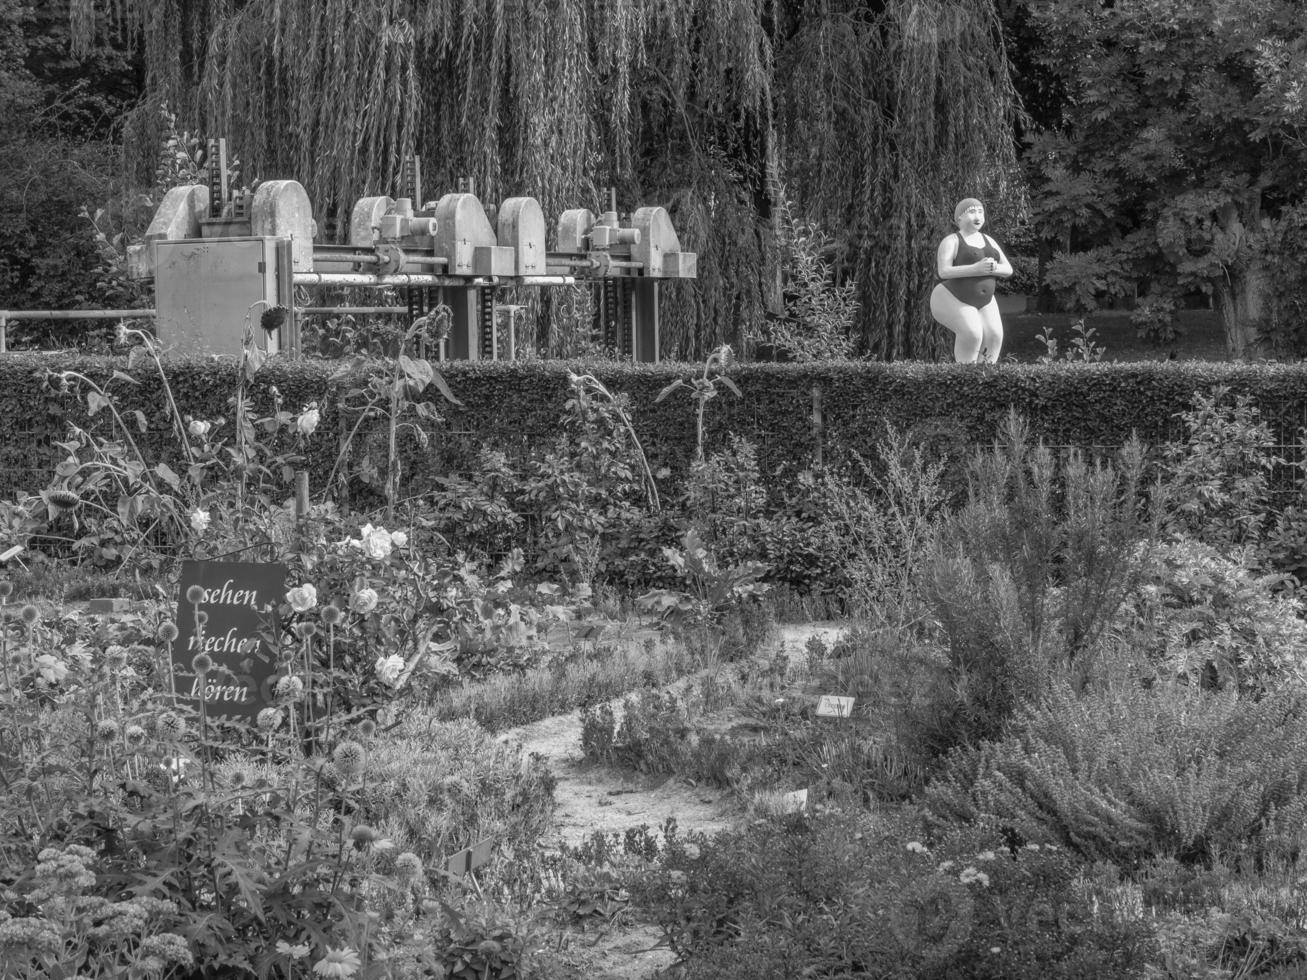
<box><xmin>1004</xmin><ymin>309</ymin><xmax>1228</xmax><ymax>362</ymax></box>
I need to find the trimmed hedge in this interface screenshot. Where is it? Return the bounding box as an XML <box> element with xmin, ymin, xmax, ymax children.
<box><xmin>3</xmin><ymin>354</ymin><xmax>1307</xmax><ymax>501</ymax></box>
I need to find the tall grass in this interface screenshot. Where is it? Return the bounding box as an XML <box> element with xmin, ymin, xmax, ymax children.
<box><xmin>427</xmin><ymin>633</ymin><xmax>696</xmax><ymax>733</ymax></box>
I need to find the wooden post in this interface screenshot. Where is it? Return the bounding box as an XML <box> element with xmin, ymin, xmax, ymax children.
<box><xmin>294</xmin><ymin>470</ymin><xmax>310</xmax><ymax>519</ymax></box>
<box><xmin>294</xmin><ymin>470</ymin><xmax>310</xmax><ymax>555</ymax></box>
<box><xmin>811</xmin><ymin>384</ymin><xmax>824</xmax><ymax>467</ymax></box>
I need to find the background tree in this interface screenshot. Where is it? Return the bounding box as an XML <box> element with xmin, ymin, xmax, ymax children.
<box><xmin>1018</xmin><ymin>0</ymin><xmax>1307</xmax><ymax>357</ymax></box>
<box><xmin>58</xmin><ymin>0</ymin><xmax>1022</xmax><ymax>361</ymax></box>
<box><xmin>773</xmin><ymin>0</ymin><xmax>1026</xmax><ymax>359</ymax></box>
<box><xmin>0</xmin><ymin>0</ymin><xmax>142</xmax><ymax>348</ymax></box>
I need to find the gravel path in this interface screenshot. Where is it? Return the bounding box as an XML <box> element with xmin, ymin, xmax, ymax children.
<box><xmin>496</xmin><ymin>622</ymin><xmax>849</xmax><ymax>979</ymax></box>
<box><xmin>498</xmin><ymin>621</ymin><xmax>847</xmax><ymax>848</ymax></box>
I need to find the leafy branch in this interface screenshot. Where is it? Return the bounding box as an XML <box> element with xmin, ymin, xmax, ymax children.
<box><xmin>328</xmin><ymin>309</ymin><xmax>463</xmax><ymax>521</ymax></box>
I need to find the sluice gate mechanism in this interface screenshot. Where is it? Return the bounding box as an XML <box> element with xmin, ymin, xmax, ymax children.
<box><xmin>116</xmin><ymin>140</ymin><xmax>696</xmax><ymax>361</ymax></box>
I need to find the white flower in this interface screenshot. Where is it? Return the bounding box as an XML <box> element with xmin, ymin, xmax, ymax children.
<box><xmin>358</xmin><ymin>524</ymin><xmax>393</xmax><ymax>560</ymax></box>
<box><xmin>905</xmin><ymin>841</ymin><xmax>929</xmax><ymax>854</ymax></box>
<box><xmin>286</xmin><ymin>583</ymin><xmax>318</xmax><ymax>613</ymax></box>
<box><xmin>296</xmin><ymin>405</ymin><xmax>320</xmax><ymax>436</ymax></box>
<box><xmin>682</xmin><ymin>843</ymin><xmax>702</xmax><ymax>860</ymax></box>
<box><xmin>33</xmin><ymin>654</ymin><xmax>68</xmax><ymax>685</ymax></box>
<box><xmin>374</xmin><ymin>654</ymin><xmax>406</xmax><ymax>687</ymax></box>
<box><xmin>160</xmin><ymin>756</ymin><xmax>190</xmax><ymax>785</ymax></box>
<box><xmin>189</xmin><ymin>508</ymin><xmax>211</xmax><ymax>534</ymax></box>
<box><xmin>975</xmin><ymin>850</ymin><xmax>997</xmax><ymax>862</ymax></box>
<box><xmin>959</xmin><ymin>867</ymin><xmax>990</xmax><ymax>888</ymax></box>
<box><xmin>187</xmin><ymin>419</ymin><xmax>211</xmax><ymax>439</ymax></box>
<box><xmin>349</xmin><ymin>588</ymin><xmax>378</xmax><ymax>614</ymax></box>
<box><xmin>390</xmin><ymin>531</ymin><xmax>408</xmax><ymax>548</ymax></box>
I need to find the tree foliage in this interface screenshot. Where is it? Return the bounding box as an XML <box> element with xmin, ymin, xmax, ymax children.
<box><xmin>1020</xmin><ymin>0</ymin><xmax>1307</xmax><ymax>356</ymax></box>
<box><xmin>773</xmin><ymin>1</ymin><xmax>1026</xmax><ymax>358</ymax></box>
<box><xmin>0</xmin><ymin>0</ymin><xmax>141</xmax><ymax>346</ymax></box>
<box><xmin>65</xmin><ymin>0</ymin><xmax>1022</xmax><ymax>361</ymax></box>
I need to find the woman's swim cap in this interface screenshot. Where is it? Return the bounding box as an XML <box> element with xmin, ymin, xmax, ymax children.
<box><xmin>954</xmin><ymin>198</ymin><xmax>983</xmax><ymax>221</ymax></box>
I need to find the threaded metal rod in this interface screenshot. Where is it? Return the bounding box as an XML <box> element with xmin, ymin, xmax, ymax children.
<box><xmin>293</xmin><ymin>273</ymin><xmax>484</xmax><ymax>287</ymax></box>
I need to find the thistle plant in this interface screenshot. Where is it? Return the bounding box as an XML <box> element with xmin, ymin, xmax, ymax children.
<box><xmin>0</xmin><ymin>596</ymin><xmax>456</xmax><ymax>977</ymax></box>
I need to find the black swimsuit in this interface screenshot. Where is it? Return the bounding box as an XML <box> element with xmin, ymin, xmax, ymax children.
<box><xmin>943</xmin><ymin>233</ymin><xmax>1001</xmax><ymax>308</ymax></box>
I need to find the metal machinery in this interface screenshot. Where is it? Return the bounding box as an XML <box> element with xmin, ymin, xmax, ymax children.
<box><xmin>124</xmin><ymin>140</ymin><xmax>696</xmax><ymax>360</ymax></box>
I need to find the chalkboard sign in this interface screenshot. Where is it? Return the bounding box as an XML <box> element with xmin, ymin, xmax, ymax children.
<box><xmin>171</xmin><ymin>560</ymin><xmax>285</xmax><ymax>720</ymax></box>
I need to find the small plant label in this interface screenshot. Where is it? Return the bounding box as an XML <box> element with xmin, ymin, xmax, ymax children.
<box><xmin>171</xmin><ymin>560</ymin><xmax>285</xmax><ymax>720</ymax></box>
<box><xmin>446</xmin><ymin>837</ymin><xmax>497</xmax><ymax>878</ymax></box>
<box><xmin>816</xmin><ymin>695</ymin><xmax>855</xmax><ymax>718</ymax></box>
<box><xmin>779</xmin><ymin>788</ymin><xmax>808</xmax><ymax>814</ymax></box>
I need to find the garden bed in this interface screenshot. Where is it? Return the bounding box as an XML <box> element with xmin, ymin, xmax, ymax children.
<box><xmin>4</xmin><ymin>324</ymin><xmax>1307</xmax><ymax>978</ymax></box>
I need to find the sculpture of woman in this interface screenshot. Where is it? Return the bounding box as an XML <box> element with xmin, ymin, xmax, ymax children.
<box><xmin>929</xmin><ymin>198</ymin><xmax>1013</xmax><ymax>363</ymax></box>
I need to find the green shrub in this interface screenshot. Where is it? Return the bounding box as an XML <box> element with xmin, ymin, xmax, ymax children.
<box><xmin>631</xmin><ymin>810</ymin><xmax>1158</xmax><ymax>978</ymax></box>
<box><xmin>922</xmin><ymin>412</ymin><xmax>1154</xmax><ymax>748</ymax></box>
<box><xmin>923</xmin><ymin>681</ymin><xmax>1307</xmax><ymax>868</ymax></box>
<box><xmin>1139</xmin><ymin>857</ymin><xmax>1307</xmax><ymax>978</ymax></box>
<box><xmin>0</xmin><ymin>559</ymin><xmax>556</xmax><ymax>976</ymax></box>
<box><xmin>0</xmin><ymin>616</ymin><xmax>383</xmax><ymax>974</ymax></box>
<box><xmin>1160</xmin><ymin>387</ymin><xmax>1282</xmax><ymax>551</ymax></box>
<box><xmin>1121</xmin><ymin>536</ymin><xmax>1307</xmax><ymax>695</ymax></box>
<box><xmin>1263</xmin><ymin>501</ymin><xmax>1307</xmax><ymax>588</ymax></box>
<box><xmin>9</xmin><ymin>357</ymin><xmax>1307</xmax><ymax>522</ymax></box>
<box><xmin>580</xmin><ymin>688</ymin><xmax>692</xmax><ymax>773</ymax></box>
<box><xmin>354</xmin><ymin>718</ymin><xmax>557</xmax><ymax>869</ymax></box>
<box><xmin>804</xmin><ymin>624</ymin><xmax>952</xmax><ymax>794</ymax></box>
<box><xmin>0</xmin><ymin>844</ymin><xmax>195</xmax><ymax>978</ymax></box>
<box><xmin>429</xmin><ymin>898</ymin><xmax>540</xmax><ymax>980</ymax></box>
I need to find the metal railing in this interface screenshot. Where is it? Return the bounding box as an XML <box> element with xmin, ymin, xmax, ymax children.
<box><xmin>0</xmin><ymin>307</ymin><xmax>417</xmax><ymax>353</ymax></box>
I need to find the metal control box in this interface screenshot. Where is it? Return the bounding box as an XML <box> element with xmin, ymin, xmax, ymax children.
<box><xmin>154</xmin><ymin>237</ymin><xmax>288</xmax><ymax>355</ymax></box>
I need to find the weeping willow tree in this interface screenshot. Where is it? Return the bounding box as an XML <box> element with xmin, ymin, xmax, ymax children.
<box><xmin>73</xmin><ymin>0</ymin><xmax>1021</xmax><ymax>360</ymax></box>
<box><xmin>773</xmin><ymin>0</ymin><xmax>1026</xmax><ymax>359</ymax></box>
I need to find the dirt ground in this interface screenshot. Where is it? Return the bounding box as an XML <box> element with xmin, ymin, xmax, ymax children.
<box><xmin>497</xmin><ymin>621</ymin><xmax>849</xmax><ymax>980</ymax></box>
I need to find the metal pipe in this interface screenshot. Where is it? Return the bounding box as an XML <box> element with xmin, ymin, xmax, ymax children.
<box><xmin>312</xmin><ymin>252</ymin><xmax>450</xmax><ymax>269</ymax></box>
<box><xmin>519</xmin><ymin>276</ymin><xmax>577</xmax><ymax>285</ymax></box>
<box><xmin>312</xmin><ymin>251</ymin><xmax>385</xmax><ymax>264</ymax></box>
<box><xmin>0</xmin><ymin>309</ymin><xmax>156</xmax><ymax>320</ymax></box>
<box><xmin>293</xmin><ymin>273</ymin><xmax>488</xmax><ymax>287</ymax></box>
<box><xmin>299</xmin><ymin>306</ymin><xmax>407</xmax><ymax>315</ymax></box>
<box><xmin>546</xmin><ymin>257</ymin><xmax>643</xmax><ymax>271</ymax></box>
